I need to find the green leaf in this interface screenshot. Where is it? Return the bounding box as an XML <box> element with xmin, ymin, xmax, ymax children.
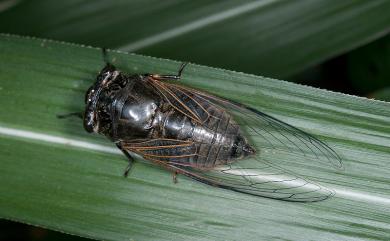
<box><xmin>0</xmin><ymin>0</ymin><xmax>389</xmax><ymax>77</ymax></box>
<box><xmin>1</xmin><ymin>34</ymin><xmax>390</xmax><ymax>240</ymax></box>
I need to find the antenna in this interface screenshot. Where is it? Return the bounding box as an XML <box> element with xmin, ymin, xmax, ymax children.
<box><xmin>56</xmin><ymin>112</ymin><xmax>83</xmax><ymax>119</ymax></box>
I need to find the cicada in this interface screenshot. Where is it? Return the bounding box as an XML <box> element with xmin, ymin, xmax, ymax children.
<box><xmin>82</xmin><ymin>55</ymin><xmax>342</xmax><ymax>202</ymax></box>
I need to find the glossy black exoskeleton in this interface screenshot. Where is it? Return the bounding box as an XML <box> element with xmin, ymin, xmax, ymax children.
<box><xmin>84</xmin><ymin>61</ymin><xmax>255</xmax><ymax>175</ymax></box>
<box><xmin>80</xmin><ymin>51</ymin><xmax>342</xmax><ymax>202</ymax></box>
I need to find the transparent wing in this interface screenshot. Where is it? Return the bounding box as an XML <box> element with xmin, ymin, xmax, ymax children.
<box><xmin>121</xmin><ymin>83</ymin><xmax>342</xmax><ymax>202</ymax></box>
<box><xmin>122</xmin><ymin>138</ymin><xmax>198</xmax><ymax>162</ymax></box>
<box><xmin>122</xmin><ymin>139</ymin><xmax>333</xmax><ymax>202</ymax></box>
<box><xmin>172</xmin><ymin>84</ymin><xmax>343</xmax><ymax>170</ymax></box>
<box><xmin>168</xmin><ymin>156</ymin><xmax>335</xmax><ymax>202</ymax></box>
<box><xmin>163</xmin><ymin>84</ymin><xmax>342</xmax><ymax>202</ymax></box>
<box><xmin>122</xmin><ymin>139</ymin><xmax>335</xmax><ymax>201</ymax></box>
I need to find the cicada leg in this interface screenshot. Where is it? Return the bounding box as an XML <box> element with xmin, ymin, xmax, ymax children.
<box><xmin>149</xmin><ymin>62</ymin><xmax>188</xmax><ymax>81</ymax></box>
<box><xmin>172</xmin><ymin>171</ymin><xmax>178</xmax><ymax>184</ymax></box>
<box><xmin>116</xmin><ymin>143</ymin><xmax>135</xmax><ymax>177</ymax></box>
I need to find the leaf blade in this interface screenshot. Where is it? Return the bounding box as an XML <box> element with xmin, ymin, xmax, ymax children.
<box><xmin>0</xmin><ymin>34</ymin><xmax>390</xmax><ymax>240</ymax></box>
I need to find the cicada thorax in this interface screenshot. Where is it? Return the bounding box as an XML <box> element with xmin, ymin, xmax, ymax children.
<box><xmin>106</xmin><ymin>75</ymin><xmax>255</xmax><ymax>168</ymax></box>
<box><xmin>102</xmin><ymin>75</ymin><xmax>162</xmax><ymax>141</ymax></box>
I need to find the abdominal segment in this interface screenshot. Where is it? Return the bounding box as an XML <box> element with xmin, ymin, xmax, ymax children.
<box><xmin>148</xmin><ymin>105</ymin><xmax>255</xmax><ymax>168</ymax></box>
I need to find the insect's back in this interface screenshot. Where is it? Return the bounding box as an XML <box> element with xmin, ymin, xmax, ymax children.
<box><xmin>114</xmin><ymin>77</ymin><xmax>255</xmax><ymax>168</ymax></box>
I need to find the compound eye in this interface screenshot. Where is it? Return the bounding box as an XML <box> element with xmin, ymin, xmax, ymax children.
<box><xmin>102</xmin><ymin>72</ymin><xmax>111</xmax><ymax>84</ymax></box>
<box><xmin>96</xmin><ymin>71</ymin><xmax>108</xmax><ymax>84</ymax></box>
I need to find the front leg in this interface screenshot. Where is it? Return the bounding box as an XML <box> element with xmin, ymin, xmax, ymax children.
<box><xmin>172</xmin><ymin>171</ymin><xmax>178</xmax><ymax>184</ymax></box>
<box><xmin>116</xmin><ymin>143</ymin><xmax>135</xmax><ymax>177</ymax></box>
<box><xmin>148</xmin><ymin>62</ymin><xmax>188</xmax><ymax>81</ymax></box>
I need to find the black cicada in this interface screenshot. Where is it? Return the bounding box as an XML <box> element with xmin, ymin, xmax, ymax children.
<box><xmin>82</xmin><ymin>54</ymin><xmax>342</xmax><ymax>202</ymax></box>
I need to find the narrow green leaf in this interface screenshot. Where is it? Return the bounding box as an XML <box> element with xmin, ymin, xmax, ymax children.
<box><xmin>0</xmin><ymin>0</ymin><xmax>389</xmax><ymax>77</ymax></box>
<box><xmin>1</xmin><ymin>34</ymin><xmax>390</xmax><ymax>240</ymax></box>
